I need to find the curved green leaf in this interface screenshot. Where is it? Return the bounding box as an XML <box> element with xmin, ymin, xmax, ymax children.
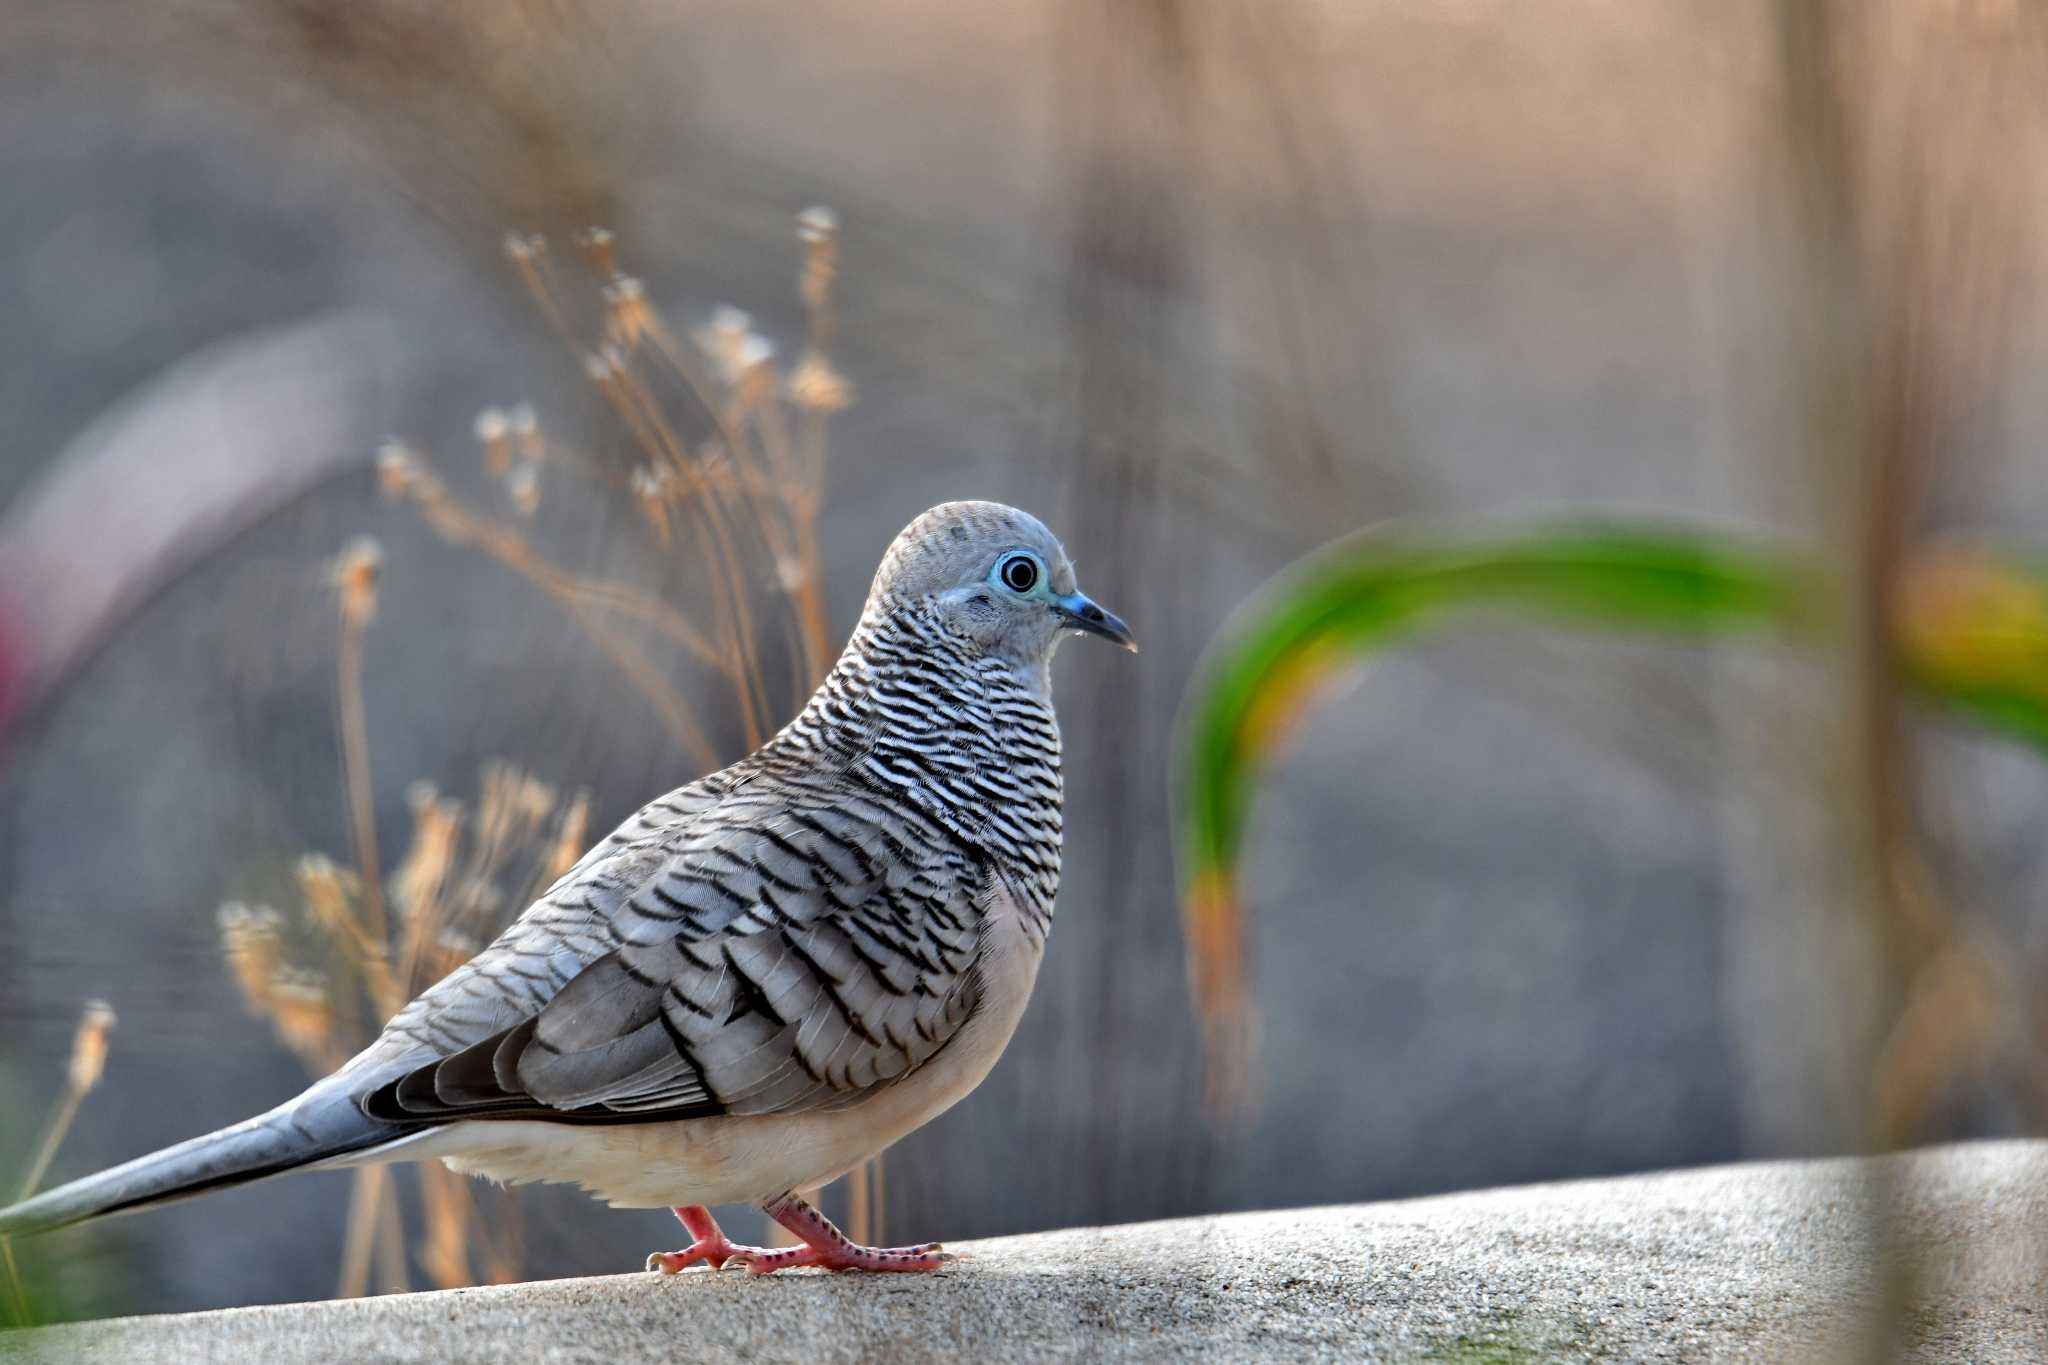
<box><xmin>1176</xmin><ymin>526</ymin><xmax>2048</xmax><ymax>1109</ymax></box>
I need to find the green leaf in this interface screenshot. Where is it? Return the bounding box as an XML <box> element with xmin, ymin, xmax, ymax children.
<box><xmin>1174</xmin><ymin>525</ymin><xmax>2048</xmax><ymax>1109</ymax></box>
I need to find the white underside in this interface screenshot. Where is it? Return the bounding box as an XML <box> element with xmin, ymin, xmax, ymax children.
<box><xmin>337</xmin><ymin>896</ymin><xmax>1041</xmax><ymax>1209</ymax></box>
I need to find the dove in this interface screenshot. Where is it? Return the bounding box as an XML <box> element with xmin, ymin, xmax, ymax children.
<box><xmin>0</xmin><ymin>501</ymin><xmax>1134</xmax><ymax>1276</ymax></box>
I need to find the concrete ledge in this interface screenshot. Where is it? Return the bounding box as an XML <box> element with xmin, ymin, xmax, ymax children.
<box><xmin>8</xmin><ymin>1141</ymin><xmax>2046</xmax><ymax>1363</ymax></box>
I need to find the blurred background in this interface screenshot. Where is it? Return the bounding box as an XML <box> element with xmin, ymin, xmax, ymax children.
<box><xmin>4</xmin><ymin>0</ymin><xmax>2048</xmax><ymax>1322</ymax></box>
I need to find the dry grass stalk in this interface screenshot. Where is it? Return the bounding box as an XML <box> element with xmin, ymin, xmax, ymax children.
<box><xmin>378</xmin><ymin>440</ymin><xmax>721</xmax><ymax>770</ymax></box>
<box><xmin>467</xmin><ymin>211</ymin><xmax>879</xmax><ymax>1243</ymax></box>
<box><xmin>224</xmin><ymin>209</ymin><xmax>878</xmax><ymax>1286</ymax></box>
<box><xmin>2</xmin><ymin>1001</ymin><xmax>119</xmax><ymax>1321</ymax></box>
<box><xmin>216</xmin><ymin>546</ymin><xmax>596</xmax><ymax>1295</ymax></box>
<box><xmin>331</xmin><ymin>536</ymin><xmax>390</xmax><ymax>961</ymax></box>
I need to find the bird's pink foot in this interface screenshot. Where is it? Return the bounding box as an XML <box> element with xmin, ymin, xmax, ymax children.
<box><xmin>728</xmin><ymin>1191</ymin><xmax>946</xmax><ymax>1275</ymax></box>
<box><xmin>646</xmin><ymin>1205</ymin><xmax>773</xmax><ymax>1273</ymax></box>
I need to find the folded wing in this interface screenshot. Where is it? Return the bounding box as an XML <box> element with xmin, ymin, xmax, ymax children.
<box><xmin>363</xmin><ymin>785</ymin><xmax>989</xmax><ymax>1125</ymax></box>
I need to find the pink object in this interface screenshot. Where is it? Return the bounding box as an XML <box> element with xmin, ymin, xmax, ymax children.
<box><xmin>644</xmin><ymin>1205</ymin><xmax>757</xmax><ymax>1272</ymax></box>
<box><xmin>648</xmin><ymin>1196</ymin><xmax>947</xmax><ymax>1276</ymax></box>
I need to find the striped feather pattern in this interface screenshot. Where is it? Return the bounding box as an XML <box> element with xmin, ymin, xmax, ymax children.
<box><xmin>358</xmin><ymin>587</ymin><xmax>1062</xmax><ymax>1128</ymax></box>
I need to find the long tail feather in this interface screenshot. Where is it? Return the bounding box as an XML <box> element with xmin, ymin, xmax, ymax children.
<box><xmin>0</xmin><ymin>1087</ymin><xmax>403</xmax><ymax>1239</ymax></box>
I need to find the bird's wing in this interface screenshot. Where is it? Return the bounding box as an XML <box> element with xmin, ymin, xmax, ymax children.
<box><xmin>340</xmin><ymin>776</ymin><xmax>735</xmax><ymax>1079</ymax></box>
<box><xmin>361</xmin><ymin>779</ymin><xmax>993</xmax><ymax>1124</ymax></box>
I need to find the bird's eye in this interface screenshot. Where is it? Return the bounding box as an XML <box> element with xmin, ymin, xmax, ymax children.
<box><xmin>998</xmin><ymin>553</ymin><xmax>1040</xmax><ymax>594</ymax></box>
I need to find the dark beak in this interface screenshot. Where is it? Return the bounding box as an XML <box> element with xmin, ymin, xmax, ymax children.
<box><xmin>1055</xmin><ymin>592</ymin><xmax>1138</xmax><ymax>652</ymax></box>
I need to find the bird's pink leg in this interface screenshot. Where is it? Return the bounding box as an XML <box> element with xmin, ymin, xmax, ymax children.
<box><xmin>728</xmin><ymin>1191</ymin><xmax>946</xmax><ymax>1275</ymax></box>
<box><xmin>645</xmin><ymin>1205</ymin><xmax>774</xmax><ymax>1273</ymax></box>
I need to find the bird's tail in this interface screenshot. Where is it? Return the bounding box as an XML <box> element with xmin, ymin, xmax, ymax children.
<box><xmin>0</xmin><ymin>1085</ymin><xmax>404</xmax><ymax>1239</ymax></box>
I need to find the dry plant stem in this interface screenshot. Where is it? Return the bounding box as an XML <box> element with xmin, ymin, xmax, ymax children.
<box><xmin>2</xmin><ymin>1083</ymin><xmax>85</xmax><ymax>1322</ymax></box>
<box><xmin>600</xmin><ymin>361</ymin><xmax>772</xmax><ymax>747</ymax></box>
<box><xmin>374</xmin><ymin>1168</ymin><xmax>407</xmax><ymax>1294</ymax></box>
<box><xmin>507</xmin><ymin>248</ymin><xmax>580</xmax><ymax>354</ymax></box>
<box><xmin>868</xmin><ymin>1153</ymin><xmax>886</xmax><ymax>1245</ymax></box>
<box><xmin>579</xmin><ymin>608</ymin><xmax>722</xmax><ymax>769</ymax></box>
<box><xmin>310</xmin><ymin>890</ymin><xmax>400</xmax><ymax>1017</ymax></box>
<box><xmin>732</xmin><ymin>396</ymin><xmax>831</xmax><ymax>681</ymax></box>
<box><xmin>798</xmin><ymin>406</ymin><xmax>829</xmax><ymax>497</ymax></box>
<box><xmin>1776</xmin><ymin>3</ymin><xmax>1935</xmax><ymax>1356</ymax></box>
<box><xmin>419</xmin><ymin>1165</ymin><xmax>476</xmax><ymax>1288</ymax></box>
<box><xmin>584</xmin><ymin>611</ymin><xmax>730</xmax><ymax>765</ymax></box>
<box><xmin>1</xmin><ymin>1242</ymin><xmax>25</xmax><ymax>1328</ymax></box>
<box><xmin>479</xmin><ymin>1187</ymin><xmax>525</xmax><ymax>1284</ymax></box>
<box><xmin>644</xmin><ymin>318</ymin><xmax>831</xmax><ymax>676</ymax></box>
<box><xmin>336</xmin><ymin>602</ymin><xmax>391</xmax><ymax>990</ymax></box>
<box><xmin>405</xmin><ymin>478</ymin><xmax>721</xmax><ymax>665</ymax></box>
<box><xmin>398</xmin><ymin>481</ymin><xmax>719</xmax><ymax>768</ymax></box>
<box><xmin>335</xmin><ymin>1165</ymin><xmax>386</xmax><ymax>1299</ymax></box>
<box><xmin>15</xmin><ymin>1089</ymin><xmax>85</xmax><ymax>1207</ymax></box>
<box><xmin>847</xmin><ymin>1163</ymin><xmax>870</xmax><ymax>1247</ymax></box>
<box><xmin>513</xmin><ymin>239</ymin><xmax>825</xmax><ymax>726</ymax></box>
<box><xmin>3</xmin><ymin>1002</ymin><xmax>118</xmax><ymax>1318</ymax></box>
<box><xmin>513</xmin><ymin>236</ymin><xmax>769</xmax><ymax>730</ymax></box>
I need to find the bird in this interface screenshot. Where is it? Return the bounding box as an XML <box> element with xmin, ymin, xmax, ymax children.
<box><xmin>0</xmin><ymin>500</ymin><xmax>1135</xmax><ymax>1276</ymax></box>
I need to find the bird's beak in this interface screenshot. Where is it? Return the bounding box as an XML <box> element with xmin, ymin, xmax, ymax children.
<box><xmin>1055</xmin><ymin>591</ymin><xmax>1138</xmax><ymax>652</ymax></box>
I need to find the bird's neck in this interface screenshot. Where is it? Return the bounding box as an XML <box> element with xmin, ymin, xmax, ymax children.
<box><xmin>772</xmin><ymin>603</ymin><xmax>1065</xmax><ymax>926</ymax></box>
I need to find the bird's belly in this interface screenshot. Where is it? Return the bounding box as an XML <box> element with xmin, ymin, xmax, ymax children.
<box><xmin>407</xmin><ymin>905</ymin><xmax>1044</xmax><ymax>1208</ymax></box>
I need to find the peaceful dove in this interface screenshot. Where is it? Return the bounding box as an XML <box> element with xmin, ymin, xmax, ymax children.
<box><xmin>0</xmin><ymin>500</ymin><xmax>1134</xmax><ymax>1275</ymax></box>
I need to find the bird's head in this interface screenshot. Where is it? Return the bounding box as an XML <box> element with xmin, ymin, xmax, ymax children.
<box><xmin>865</xmin><ymin>501</ymin><xmax>1137</xmax><ymax>668</ymax></box>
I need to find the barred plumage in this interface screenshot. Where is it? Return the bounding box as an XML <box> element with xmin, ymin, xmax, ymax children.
<box><xmin>0</xmin><ymin>501</ymin><xmax>1134</xmax><ymax>1277</ymax></box>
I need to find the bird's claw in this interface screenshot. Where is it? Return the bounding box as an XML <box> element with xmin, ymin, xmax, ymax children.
<box><xmin>648</xmin><ymin>1237</ymin><xmax>764</xmax><ymax>1272</ymax></box>
<box><xmin>651</xmin><ymin>1200</ymin><xmax>946</xmax><ymax>1276</ymax></box>
<box><xmin>647</xmin><ymin>1211</ymin><xmax>767</xmax><ymax>1274</ymax></box>
<box><xmin>730</xmin><ymin>1239</ymin><xmax>947</xmax><ymax>1275</ymax></box>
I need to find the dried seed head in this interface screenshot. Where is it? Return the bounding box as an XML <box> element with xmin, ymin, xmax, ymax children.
<box><xmin>472</xmin><ymin>407</ymin><xmax>509</xmax><ymax>443</ymax></box>
<box><xmin>695</xmin><ymin>306</ymin><xmax>776</xmax><ymax>387</ymax></box>
<box><xmin>546</xmin><ymin>792</ymin><xmax>592</xmax><ymax>884</ymax></box>
<box><xmin>583</xmin><ymin>351</ymin><xmax>614</xmax><ymax>386</ymax></box>
<box><xmin>66</xmin><ymin>999</ymin><xmax>118</xmax><ymax>1094</ymax></box>
<box><xmin>788</xmin><ymin>351</ymin><xmax>854</xmax><ymax>412</ymax></box>
<box><xmin>473</xmin><ymin>407</ymin><xmax>512</xmax><ymax>476</ymax></box>
<box><xmin>219</xmin><ymin>902</ymin><xmax>288</xmax><ymax>1011</ymax></box>
<box><xmin>377</xmin><ymin>441</ymin><xmax>421</xmax><ymax>498</ymax></box>
<box><xmin>503</xmin><ymin>233</ymin><xmax>545</xmax><ymax>263</ymax></box>
<box><xmin>393</xmin><ymin>780</ymin><xmax>461</xmax><ymax>925</ymax></box>
<box><xmin>265</xmin><ymin>967</ymin><xmax>336</xmax><ymax>1062</ymax></box>
<box><xmin>508</xmin><ymin>464</ymin><xmax>541</xmax><ymax>518</ymax></box>
<box><xmin>330</xmin><ymin>537</ymin><xmax>384</xmax><ymax>627</ymax></box>
<box><xmin>735</xmin><ymin>350</ymin><xmax>780</xmax><ymax>410</ymax></box>
<box><xmin>578</xmin><ymin>225</ymin><xmax>618</xmax><ymax>277</ymax></box>
<box><xmin>295</xmin><ymin>853</ymin><xmax>362</xmax><ymax>947</ymax></box>
<box><xmin>604</xmin><ymin>275</ymin><xmax>649</xmax><ymax>350</ymax></box>
<box><xmin>508</xmin><ymin>402</ymin><xmax>543</xmax><ymax>463</ymax></box>
<box><xmin>631</xmin><ymin>466</ymin><xmax>674</xmax><ymax>543</ymax></box>
<box><xmin>798</xmin><ymin>207</ymin><xmax>840</xmax><ymax>321</ymax></box>
<box><xmin>517</xmin><ymin>774</ymin><xmax>556</xmax><ymax>825</ymax></box>
<box><xmin>796</xmin><ymin>206</ymin><xmax>838</xmax><ymax>243</ymax></box>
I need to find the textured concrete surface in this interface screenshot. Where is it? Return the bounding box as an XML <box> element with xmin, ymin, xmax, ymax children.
<box><xmin>7</xmin><ymin>1141</ymin><xmax>2045</xmax><ymax>1363</ymax></box>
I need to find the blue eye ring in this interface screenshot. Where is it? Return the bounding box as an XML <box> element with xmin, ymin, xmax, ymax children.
<box><xmin>995</xmin><ymin>551</ymin><xmax>1041</xmax><ymax>595</ymax></box>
